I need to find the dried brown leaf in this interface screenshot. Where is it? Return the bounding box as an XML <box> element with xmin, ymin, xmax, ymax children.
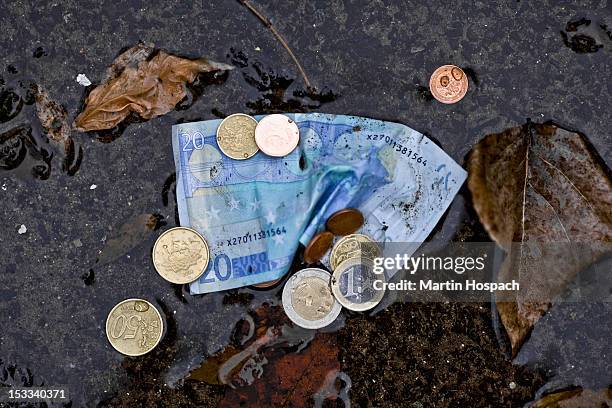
<box><xmin>219</xmin><ymin>333</ymin><xmax>340</xmax><ymax>408</ymax></box>
<box><xmin>74</xmin><ymin>46</ymin><xmax>232</xmax><ymax>131</ymax></box>
<box><xmin>188</xmin><ymin>304</ymin><xmax>341</xmax><ymax>407</ymax></box>
<box><xmin>467</xmin><ymin>122</ymin><xmax>612</xmax><ymax>355</ymax></box>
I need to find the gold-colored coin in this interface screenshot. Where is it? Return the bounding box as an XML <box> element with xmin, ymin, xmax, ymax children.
<box><xmin>105</xmin><ymin>299</ymin><xmax>163</xmax><ymax>356</ymax></box>
<box><xmin>330</xmin><ymin>233</ymin><xmax>381</xmax><ymax>271</ymax></box>
<box><xmin>152</xmin><ymin>227</ymin><xmax>210</xmax><ymax>284</ymax></box>
<box><xmin>216</xmin><ymin>113</ymin><xmax>259</xmax><ymax>160</ymax></box>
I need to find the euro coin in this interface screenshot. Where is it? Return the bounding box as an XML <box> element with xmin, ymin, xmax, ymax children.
<box><xmin>254</xmin><ymin>113</ymin><xmax>300</xmax><ymax>157</ymax></box>
<box><xmin>303</xmin><ymin>231</ymin><xmax>334</xmax><ymax>264</ymax></box>
<box><xmin>282</xmin><ymin>268</ymin><xmax>342</xmax><ymax>329</ymax></box>
<box><xmin>152</xmin><ymin>227</ymin><xmax>210</xmax><ymax>284</ymax></box>
<box><xmin>326</xmin><ymin>208</ymin><xmax>364</xmax><ymax>236</ymax></box>
<box><xmin>106</xmin><ymin>299</ymin><xmax>164</xmax><ymax>356</ymax></box>
<box><xmin>216</xmin><ymin>113</ymin><xmax>259</xmax><ymax>160</ymax></box>
<box><xmin>429</xmin><ymin>65</ymin><xmax>468</xmax><ymax>104</ymax></box>
<box><xmin>331</xmin><ymin>257</ymin><xmax>385</xmax><ymax>311</ymax></box>
<box><xmin>251</xmin><ymin>277</ymin><xmax>283</xmax><ymax>289</ymax></box>
<box><xmin>330</xmin><ymin>233</ymin><xmax>381</xmax><ymax>271</ymax></box>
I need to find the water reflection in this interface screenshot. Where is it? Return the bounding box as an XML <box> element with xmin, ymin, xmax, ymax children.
<box><xmin>0</xmin><ymin>125</ymin><xmax>52</xmax><ymax>179</ymax></box>
<box><xmin>230</xmin><ymin>49</ymin><xmax>338</xmax><ymax>115</ymax></box>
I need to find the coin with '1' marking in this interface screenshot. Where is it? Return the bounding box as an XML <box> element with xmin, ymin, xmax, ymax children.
<box><xmin>152</xmin><ymin>227</ymin><xmax>210</xmax><ymax>284</ymax></box>
<box><xmin>216</xmin><ymin>113</ymin><xmax>259</xmax><ymax>160</ymax></box>
<box><xmin>106</xmin><ymin>299</ymin><xmax>164</xmax><ymax>356</ymax></box>
<box><xmin>429</xmin><ymin>65</ymin><xmax>468</xmax><ymax>104</ymax></box>
<box><xmin>331</xmin><ymin>257</ymin><xmax>386</xmax><ymax>311</ymax></box>
<box><xmin>282</xmin><ymin>268</ymin><xmax>342</xmax><ymax>329</ymax></box>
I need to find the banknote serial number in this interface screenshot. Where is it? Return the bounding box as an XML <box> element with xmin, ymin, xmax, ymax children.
<box><xmin>226</xmin><ymin>226</ymin><xmax>288</xmax><ymax>246</ymax></box>
<box><xmin>2</xmin><ymin>387</ymin><xmax>68</xmax><ymax>402</ymax></box>
<box><xmin>367</xmin><ymin>134</ymin><xmax>428</xmax><ymax>165</ymax></box>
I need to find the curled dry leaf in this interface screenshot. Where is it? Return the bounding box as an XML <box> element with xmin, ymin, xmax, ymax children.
<box><xmin>467</xmin><ymin>122</ymin><xmax>612</xmax><ymax>355</ymax></box>
<box><xmin>74</xmin><ymin>45</ymin><xmax>233</xmax><ymax>131</ymax></box>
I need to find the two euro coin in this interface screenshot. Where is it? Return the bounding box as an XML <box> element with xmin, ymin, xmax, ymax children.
<box><xmin>282</xmin><ymin>268</ymin><xmax>342</xmax><ymax>329</ymax></box>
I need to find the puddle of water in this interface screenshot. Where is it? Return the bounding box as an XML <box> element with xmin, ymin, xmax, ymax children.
<box><xmin>1</xmin><ymin>1</ymin><xmax>610</xmax><ymax>404</ymax></box>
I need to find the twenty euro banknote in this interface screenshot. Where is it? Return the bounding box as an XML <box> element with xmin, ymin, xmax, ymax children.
<box><xmin>171</xmin><ymin>113</ymin><xmax>467</xmax><ymax>294</ymax></box>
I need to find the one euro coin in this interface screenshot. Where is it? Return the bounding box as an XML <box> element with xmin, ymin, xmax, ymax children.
<box><xmin>331</xmin><ymin>257</ymin><xmax>385</xmax><ymax>311</ymax></box>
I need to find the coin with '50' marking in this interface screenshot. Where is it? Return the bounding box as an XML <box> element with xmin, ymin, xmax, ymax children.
<box><xmin>106</xmin><ymin>299</ymin><xmax>163</xmax><ymax>356</ymax></box>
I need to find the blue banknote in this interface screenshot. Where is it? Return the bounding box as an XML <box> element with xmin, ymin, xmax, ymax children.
<box><xmin>171</xmin><ymin>113</ymin><xmax>467</xmax><ymax>294</ymax></box>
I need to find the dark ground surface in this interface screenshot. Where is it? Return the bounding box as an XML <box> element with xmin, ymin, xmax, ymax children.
<box><xmin>0</xmin><ymin>0</ymin><xmax>611</xmax><ymax>407</ymax></box>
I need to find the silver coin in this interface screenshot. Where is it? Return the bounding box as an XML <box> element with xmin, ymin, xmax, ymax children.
<box><xmin>331</xmin><ymin>257</ymin><xmax>386</xmax><ymax>311</ymax></box>
<box><xmin>282</xmin><ymin>268</ymin><xmax>342</xmax><ymax>329</ymax></box>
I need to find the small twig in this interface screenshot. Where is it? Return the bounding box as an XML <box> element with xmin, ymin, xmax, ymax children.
<box><xmin>238</xmin><ymin>0</ymin><xmax>314</xmax><ymax>90</ymax></box>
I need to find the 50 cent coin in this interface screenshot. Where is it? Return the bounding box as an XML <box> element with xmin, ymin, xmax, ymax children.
<box><xmin>106</xmin><ymin>299</ymin><xmax>164</xmax><ymax>356</ymax></box>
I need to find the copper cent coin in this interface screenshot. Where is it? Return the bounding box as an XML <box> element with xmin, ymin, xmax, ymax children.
<box><xmin>429</xmin><ymin>65</ymin><xmax>468</xmax><ymax>104</ymax></box>
<box><xmin>326</xmin><ymin>208</ymin><xmax>364</xmax><ymax>236</ymax></box>
<box><xmin>251</xmin><ymin>277</ymin><xmax>283</xmax><ymax>289</ymax></box>
<box><xmin>303</xmin><ymin>231</ymin><xmax>334</xmax><ymax>264</ymax></box>
<box><xmin>254</xmin><ymin>114</ymin><xmax>300</xmax><ymax>157</ymax></box>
